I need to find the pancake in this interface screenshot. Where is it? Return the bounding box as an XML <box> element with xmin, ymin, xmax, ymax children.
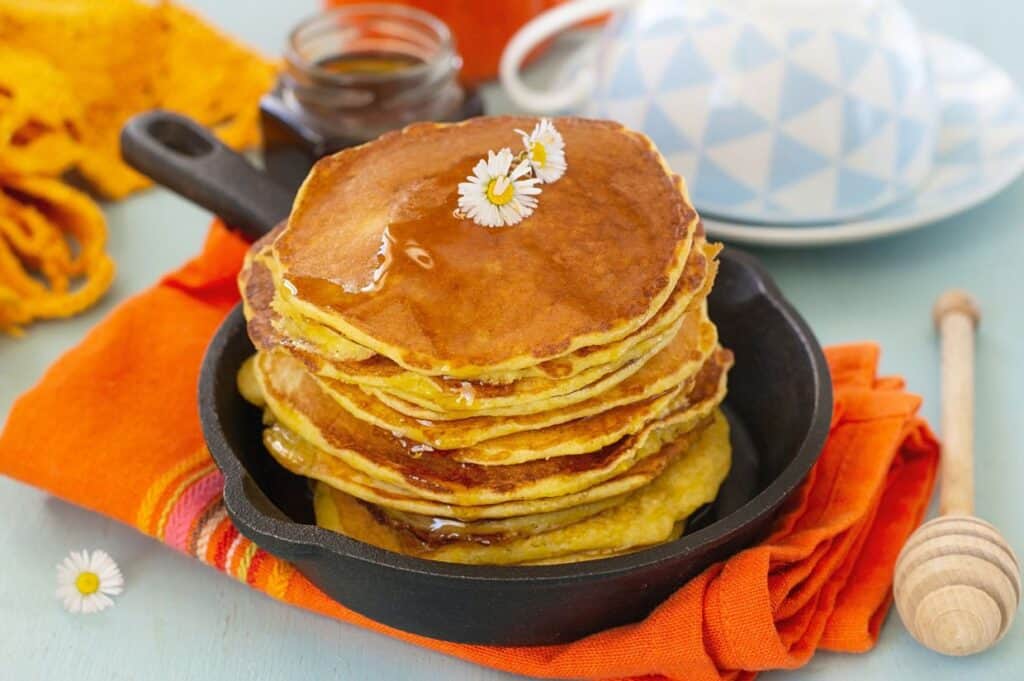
<box><xmin>313</xmin><ymin>409</ymin><xmax>732</xmax><ymax>565</ymax></box>
<box><xmin>453</xmin><ymin>349</ymin><xmax>729</xmax><ymax>465</ymax></box>
<box><xmin>312</xmin><ymin>315</ymin><xmax>719</xmax><ymax>448</ymax></box>
<box><xmin>327</xmin><ymin>318</ymin><xmax>672</xmax><ymax>417</ymax></box>
<box><xmin>272</xmin><ymin>302</ymin><xmax>377</xmax><ymax>364</ymax></box>
<box><xmin>279</xmin><ymin>425</ymin><xmax>677</xmax><ymax>519</ymax></box>
<box><xmin>243</xmin><ymin>237</ymin><xmax>718</xmax><ymax>411</ymax></box>
<box><xmin>304</xmin><ymin>315</ymin><xmax>674</xmax><ymax>413</ymax></box>
<box><xmin>254</xmin><ymin>348</ymin><xmax>721</xmax><ymax>507</ymax></box>
<box><xmin>246</xmin><ymin>338</ymin><xmax>730</xmax><ymax>471</ymax></box>
<box><xmin>255</xmin><ymin>355</ymin><xmax>727</xmax><ymax>513</ymax></box>
<box><xmin>339</xmin><ymin>487</ymin><xmax>631</xmax><ymax>542</ymax></box>
<box><xmin>256</xmin><ymin>236</ymin><xmax>717</xmax><ymax>390</ymax></box>
<box><xmin>515</xmin><ymin>526</ymin><xmax>687</xmax><ymax>565</ymax></box>
<box><xmin>269</xmin><ymin>116</ymin><xmax>699</xmax><ymax>377</ymax></box>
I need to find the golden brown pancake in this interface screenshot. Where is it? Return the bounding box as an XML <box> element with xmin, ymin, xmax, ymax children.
<box><xmin>311</xmin><ymin>316</ymin><xmax>719</xmax><ymax>447</ymax></box>
<box><xmin>329</xmin><ymin>245</ymin><xmax>716</xmax><ymax>416</ymax></box>
<box><xmin>373</xmin><ymin>493</ymin><xmax>630</xmax><ymax>542</ymax></box>
<box><xmin>253</xmin><ymin>348</ymin><xmax>721</xmax><ymax>507</ymax></box>
<box><xmin>282</xmin><ymin>426</ymin><xmax>679</xmax><ymax>520</ymax></box>
<box><xmin>242</xmin><ymin>236</ymin><xmax>718</xmax><ymax>408</ymax></box>
<box><xmin>326</xmin><ymin>320</ymin><xmax>670</xmax><ymax>417</ymax></box>
<box><xmin>313</xmin><ymin>410</ymin><xmax>732</xmax><ymax>564</ymax></box>
<box><xmin>269</xmin><ymin>117</ymin><xmax>699</xmax><ymax>377</ymax></box>
<box><xmin>256</xmin><ymin>234</ymin><xmax>716</xmax><ymax>385</ymax></box>
<box><xmin>240</xmin><ymin>236</ymin><xmax>723</xmax><ymax>446</ymax></box>
<box><xmin>453</xmin><ymin>349</ymin><xmax>729</xmax><ymax>465</ymax></box>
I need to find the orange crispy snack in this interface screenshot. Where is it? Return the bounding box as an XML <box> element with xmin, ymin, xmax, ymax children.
<box><xmin>0</xmin><ymin>174</ymin><xmax>114</xmax><ymax>334</ymax></box>
<box><xmin>0</xmin><ymin>46</ymin><xmax>83</xmax><ymax>177</ymax></box>
<box><xmin>0</xmin><ymin>0</ymin><xmax>275</xmax><ymax>333</ymax></box>
<box><xmin>0</xmin><ymin>0</ymin><xmax>276</xmax><ymax>198</ymax></box>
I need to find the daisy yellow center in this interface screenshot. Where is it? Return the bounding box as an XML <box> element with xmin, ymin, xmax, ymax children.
<box><xmin>486</xmin><ymin>177</ymin><xmax>516</xmax><ymax>206</ymax></box>
<box><xmin>530</xmin><ymin>141</ymin><xmax>548</xmax><ymax>167</ymax></box>
<box><xmin>75</xmin><ymin>571</ymin><xmax>100</xmax><ymax>595</ymax></box>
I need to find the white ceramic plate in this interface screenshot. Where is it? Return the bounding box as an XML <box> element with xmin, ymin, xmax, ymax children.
<box><xmin>553</xmin><ymin>32</ymin><xmax>1024</xmax><ymax>247</ymax></box>
<box><xmin>706</xmin><ymin>33</ymin><xmax>1024</xmax><ymax>246</ymax></box>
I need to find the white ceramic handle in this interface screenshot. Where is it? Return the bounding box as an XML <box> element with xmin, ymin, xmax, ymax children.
<box><xmin>500</xmin><ymin>0</ymin><xmax>639</xmax><ymax>113</ymax></box>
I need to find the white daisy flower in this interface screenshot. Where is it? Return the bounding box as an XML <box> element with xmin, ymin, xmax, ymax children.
<box><xmin>457</xmin><ymin>148</ymin><xmax>542</xmax><ymax>228</ymax></box>
<box><xmin>517</xmin><ymin>118</ymin><xmax>567</xmax><ymax>184</ymax></box>
<box><xmin>55</xmin><ymin>549</ymin><xmax>123</xmax><ymax>614</ymax></box>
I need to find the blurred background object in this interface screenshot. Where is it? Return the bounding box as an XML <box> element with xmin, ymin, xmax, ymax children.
<box><xmin>325</xmin><ymin>0</ymin><xmax>576</xmax><ymax>85</ymax></box>
<box><xmin>503</xmin><ymin>0</ymin><xmax>939</xmax><ymax>224</ymax></box>
<box><xmin>0</xmin><ymin>0</ymin><xmax>275</xmax><ymax>334</ymax></box>
<box><xmin>261</xmin><ymin>4</ymin><xmax>483</xmax><ymax>191</ymax></box>
<box><xmin>500</xmin><ymin>0</ymin><xmax>1024</xmax><ymax>246</ymax></box>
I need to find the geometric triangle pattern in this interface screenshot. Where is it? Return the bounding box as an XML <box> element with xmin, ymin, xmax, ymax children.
<box><xmin>702</xmin><ymin>32</ymin><xmax>1024</xmax><ymax>244</ymax></box>
<box><xmin>886</xmin><ymin>33</ymin><xmax>1024</xmax><ymax>218</ymax></box>
<box><xmin>582</xmin><ymin>1</ymin><xmax>943</xmax><ymax>224</ymax></box>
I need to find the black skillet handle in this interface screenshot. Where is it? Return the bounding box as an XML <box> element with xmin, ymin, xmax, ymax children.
<box><xmin>120</xmin><ymin>110</ymin><xmax>293</xmax><ymax>242</ymax></box>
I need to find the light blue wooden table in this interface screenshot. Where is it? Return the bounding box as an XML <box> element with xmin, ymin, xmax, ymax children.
<box><xmin>1</xmin><ymin>1</ymin><xmax>1020</xmax><ymax>678</ymax></box>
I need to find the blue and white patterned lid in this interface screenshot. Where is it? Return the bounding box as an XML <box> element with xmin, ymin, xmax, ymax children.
<box><xmin>585</xmin><ymin>0</ymin><xmax>939</xmax><ymax>224</ymax></box>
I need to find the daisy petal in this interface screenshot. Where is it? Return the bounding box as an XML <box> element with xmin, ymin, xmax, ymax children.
<box><xmin>57</xmin><ymin>564</ymin><xmax>75</xmax><ymax>583</ymax></box>
<box><xmin>94</xmin><ymin>593</ymin><xmax>115</xmax><ymax>612</ymax></box>
<box><xmin>510</xmin><ymin>159</ymin><xmax>532</xmax><ymax>180</ymax></box>
<box><xmin>99</xmin><ymin>565</ymin><xmax>123</xmax><ymax>583</ymax></box>
<box><xmin>88</xmin><ymin>550</ymin><xmax>106</xmax><ymax>572</ymax></box>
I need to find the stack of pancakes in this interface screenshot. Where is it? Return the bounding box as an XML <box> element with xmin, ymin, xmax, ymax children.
<box><xmin>237</xmin><ymin>117</ymin><xmax>734</xmax><ymax>565</ymax></box>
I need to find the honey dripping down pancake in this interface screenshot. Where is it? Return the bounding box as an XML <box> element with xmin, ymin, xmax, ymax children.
<box><xmin>270</xmin><ymin>117</ymin><xmax>699</xmax><ymax>377</ymax></box>
<box><xmin>253</xmin><ymin>220</ymin><xmax>713</xmax><ymax>385</ymax></box>
<box><xmin>238</xmin><ymin>116</ymin><xmax>733</xmax><ymax>564</ymax></box>
<box><xmin>242</xmin><ymin>236</ymin><xmax>720</xmax><ymax>419</ymax></box>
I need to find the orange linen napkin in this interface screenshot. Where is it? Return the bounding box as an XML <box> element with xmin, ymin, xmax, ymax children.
<box><xmin>0</xmin><ymin>221</ymin><xmax>939</xmax><ymax>681</ymax></box>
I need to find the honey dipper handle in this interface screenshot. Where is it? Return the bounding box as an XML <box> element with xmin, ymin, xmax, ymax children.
<box><xmin>933</xmin><ymin>290</ymin><xmax>981</xmax><ymax>516</ymax></box>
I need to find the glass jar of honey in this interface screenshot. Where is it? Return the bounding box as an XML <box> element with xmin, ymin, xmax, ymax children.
<box><xmin>261</xmin><ymin>4</ymin><xmax>484</xmax><ymax>191</ymax></box>
<box><xmin>325</xmin><ymin>0</ymin><xmax>571</xmax><ymax>86</ymax></box>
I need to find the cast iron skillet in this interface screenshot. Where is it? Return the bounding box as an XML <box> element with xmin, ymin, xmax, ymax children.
<box><xmin>121</xmin><ymin>110</ymin><xmax>833</xmax><ymax>646</ymax></box>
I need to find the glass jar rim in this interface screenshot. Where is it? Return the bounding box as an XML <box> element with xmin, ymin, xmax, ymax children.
<box><xmin>285</xmin><ymin>3</ymin><xmax>456</xmax><ymax>87</ymax></box>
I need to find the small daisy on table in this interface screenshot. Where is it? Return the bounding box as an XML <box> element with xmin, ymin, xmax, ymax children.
<box><xmin>55</xmin><ymin>549</ymin><xmax>123</xmax><ymax>614</ymax></box>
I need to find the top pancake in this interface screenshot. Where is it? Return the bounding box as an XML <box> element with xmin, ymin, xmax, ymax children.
<box><xmin>242</xmin><ymin>236</ymin><xmax>718</xmax><ymax>418</ymax></box>
<box><xmin>271</xmin><ymin>116</ymin><xmax>699</xmax><ymax>377</ymax></box>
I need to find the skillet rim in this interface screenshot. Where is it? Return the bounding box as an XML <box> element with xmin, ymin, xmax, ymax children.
<box><xmin>199</xmin><ymin>246</ymin><xmax>832</xmax><ymax>584</ymax></box>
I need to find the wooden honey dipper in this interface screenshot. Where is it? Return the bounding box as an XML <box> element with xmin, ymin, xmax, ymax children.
<box><xmin>894</xmin><ymin>290</ymin><xmax>1021</xmax><ymax>655</ymax></box>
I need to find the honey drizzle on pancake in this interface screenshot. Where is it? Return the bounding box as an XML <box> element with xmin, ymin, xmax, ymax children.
<box><xmin>274</xmin><ymin>117</ymin><xmax>696</xmax><ymax>372</ymax></box>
